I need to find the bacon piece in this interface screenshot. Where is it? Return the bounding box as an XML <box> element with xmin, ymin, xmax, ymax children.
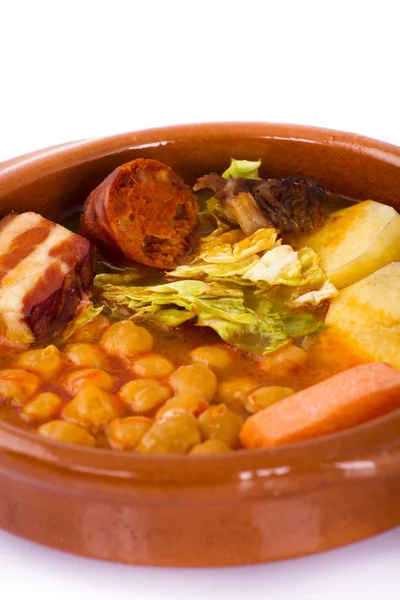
<box><xmin>80</xmin><ymin>158</ymin><xmax>198</xmax><ymax>269</ymax></box>
<box><xmin>0</xmin><ymin>212</ymin><xmax>96</xmax><ymax>345</ymax></box>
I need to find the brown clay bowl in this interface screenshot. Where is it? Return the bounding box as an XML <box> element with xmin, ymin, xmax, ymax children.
<box><xmin>0</xmin><ymin>123</ymin><xmax>399</xmax><ymax>567</ymax></box>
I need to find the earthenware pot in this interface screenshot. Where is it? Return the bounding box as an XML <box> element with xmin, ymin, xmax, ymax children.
<box><xmin>0</xmin><ymin>123</ymin><xmax>399</xmax><ymax>566</ymax></box>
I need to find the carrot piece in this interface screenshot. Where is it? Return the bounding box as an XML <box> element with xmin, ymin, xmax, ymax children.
<box><xmin>240</xmin><ymin>362</ymin><xmax>400</xmax><ymax>448</ymax></box>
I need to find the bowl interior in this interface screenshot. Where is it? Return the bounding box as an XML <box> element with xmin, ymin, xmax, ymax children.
<box><xmin>2</xmin><ymin>122</ymin><xmax>400</xmax><ymax>222</ymax></box>
<box><xmin>1</xmin><ymin>122</ymin><xmax>400</xmax><ymax>479</ymax></box>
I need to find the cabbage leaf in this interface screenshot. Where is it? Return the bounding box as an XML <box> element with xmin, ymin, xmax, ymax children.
<box><xmin>243</xmin><ymin>245</ymin><xmax>305</xmax><ymax>287</ymax></box>
<box><xmin>198</xmin><ymin>228</ymin><xmax>279</xmax><ymax>263</ymax></box>
<box><xmin>196</xmin><ymin>312</ymin><xmax>288</xmax><ymax>355</ymax></box>
<box><xmin>97</xmin><ymin>276</ymin><xmax>325</xmax><ymax>355</ymax></box>
<box><xmin>57</xmin><ymin>304</ymin><xmax>104</xmax><ymax>343</ymax></box>
<box><xmin>94</xmin><ymin>271</ymin><xmax>143</xmax><ymax>286</ymax></box>
<box><xmin>222</xmin><ymin>158</ymin><xmax>261</xmax><ymax>180</ymax></box>
<box><xmin>198</xmin><ymin>196</ymin><xmax>234</xmax><ymax>239</ymax></box>
<box><xmin>170</xmin><ymin>229</ymin><xmax>337</xmax><ymax>309</ymax></box>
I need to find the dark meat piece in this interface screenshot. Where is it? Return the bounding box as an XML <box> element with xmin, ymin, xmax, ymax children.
<box><xmin>0</xmin><ymin>212</ymin><xmax>96</xmax><ymax>345</ymax></box>
<box><xmin>195</xmin><ymin>174</ymin><xmax>326</xmax><ymax>235</ymax></box>
<box><xmin>194</xmin><ymin>173</ymin><xmax>228</xmax><ymax>194</ymax></box>
<box><xmin>252</xmin><ymin>177</ymin><xmax>326</xmax><ymax>233</ymax></box>
<box><xmin>80</xmin><ymin>158</ymin><xmax>199</xmax><ymax>269</ymax></box>
<box><xmin>195</xmin><ymin>175</ymin><xmax>272</xmax><ymax>235</ymax></box>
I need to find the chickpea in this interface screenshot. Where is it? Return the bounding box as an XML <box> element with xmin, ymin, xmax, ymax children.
<box><xmin>169</xmin><ymin>364</ymin><xmax>217</xmax><ymax>401</ymax></box>
<box><xmin>63</xmin><ymin>368</ymin><xmax>114</xmax><ymax>396</ymax></box>
<box><xmin>244</xmin><ymin>386</ymin><xmax>295</xmax><ymax>413</ymax></box>
<box><xmin>37</xmin><ymin>420</ymin><xmax>95</xmax><ymax>447</ymax></box>
<box><xmin>21</xmin><ymin>392</ymin><xmax>63</xmax><ymax>423</ymax></box>
<box><xmin>0</xmin><ymin>369</ymin><xmax>40</xmax><ymax>405</ymax></box>
<box><xmin>198</xmin><ymin>404</ymin><xmax>244</xmax><ymax>448</ymax></box>
<box><xmin>119</xmin><ymin>379</ymin><xmax>172</xmax><ymax>414</ymax></box>
<box><xmin>15</xmin><ymin>345</ymin><xmax>63</xmax><ymax>379</ymax></box>
<box><xmin>69</xmin><ymin>314</ymin><xmax>110</xmax><ymax>343</ymax></box>
<box><xmin>216</xmin><ymin>376</ymin><xmax>259</xmax><ymax>412</ymax></box>
<box><xmin>63</xmin><ymin>343</ymin><xmax>108</xmax><ymax>369</ymax></box>
<box><xmin>62</xmin><ymin>384</ymin><xmax>124</xmax><ymax>433</ymax></box>
<box><xmin>139</xmin><ymin>413</ymin><xmax>201</xmax><ymax>454</ymax></box>
<box><xmin>190</xmin><ymin>345</ymin><xmax>233</xmax><ymax>370</ymax></box>
<box><xmin>189</xmin><ymin>439</ymin><xmax>231</xmax><ymax>455</ymax></box>
<box><xmin>132</xmin><ymin>354</ymin><xmax>174</xmax><ymax>379</ymax></box>
<box><xmin>258</xmin><ymin>344</ymin><xmax>308</xmax><ymax>377</ymax></box>
<box><xmin>106</xmin><ymin>416</ymin><xmax>152</xmax><ymax>450</ymax></box>
<box><xmin>100</xmin><ymin>320</ymin><xmax>153</xmax><ymax>357</ymax></box>
<box><xmin>156</xmin><ymin>392</ymin><xmax>209</xmax><ymax>420</ymax></box>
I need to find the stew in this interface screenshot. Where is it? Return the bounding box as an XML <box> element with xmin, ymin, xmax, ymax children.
<box><xmin>0</xmin><ymin>157</ymin><xmax>399</xmax><ymax>454</ymax></box>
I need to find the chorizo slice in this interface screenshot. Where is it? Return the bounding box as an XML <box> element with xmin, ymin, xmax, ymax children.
<box><xmin>80</xmin><ymin>158</ymin><xmax>198</xmax><ymax>269</ymax></box>
<box><xmin>0</xmin><ymin>212</ymin><xmax>95</xmax><ymax>345</ymax></box>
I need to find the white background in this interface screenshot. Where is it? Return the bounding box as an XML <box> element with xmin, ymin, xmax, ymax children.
<box><xmin>0</xmin><ymin>1</ymin><xmax>399</xmax><ymax>598</ymax></box>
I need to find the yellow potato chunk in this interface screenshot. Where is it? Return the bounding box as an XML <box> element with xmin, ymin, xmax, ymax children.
<box><xmin>326</xmin><ymin>262</ymin><xmax>400</xmax><ymax>369</ymax></box>
<box><xmin>21</xmin><ymin>392</ymin><xmax>63</xmax><ymax>423</ymax></box>
<box><xmin>63</xmin><ymin>368</ymin><xmax>114</xmax><ymax>395</ymax></box>
<box><xmin>62</xmin><ymin>384</ymin><xmax>124</xmax><ymax>432</ymax></box>
<box><xmin>0</xmin><ymin>369</ymin><xmax>40</xmax><ymax>405</ymax></box>
<box><xmin>37</xmin><ymin>420</ymin><xmax>95</xmax><ymax>447</ymax></box>
<box><xmin>107</xmin><ymin>416</ymin><xmax>152</xmax><ymax>450</ymax></box>
<box><xmin>15</xmin><ymin>345</ymin><xmax>63</xmax><ymax>379</ymax></box>
<box><xmin>294</xmin><ymin>200</ymin><xmax>400</xmax><ymax>289</ymax></box>
<box><xmin>64</xmin><ymin>343</ymin><xmax>108</xmax><ymax>369</ymax></box>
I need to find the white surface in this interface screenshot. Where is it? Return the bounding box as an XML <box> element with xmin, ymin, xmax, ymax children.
<box><xmin>0</xmin><ymin>528</ymin><xmax>399</xmax><ymax>600</ymax></box>
<box><xmin>0</xmin><ymin>1</ymin><xmax>399</xmax><ymax>598</ymax></box>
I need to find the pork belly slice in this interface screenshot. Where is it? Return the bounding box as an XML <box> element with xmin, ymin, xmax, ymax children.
<box><xmin>0</xmin><ymin>212</ymin><xmax>96</xmax><ymax>345</ymax></box>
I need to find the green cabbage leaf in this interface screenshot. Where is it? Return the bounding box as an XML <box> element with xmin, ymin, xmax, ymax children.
<box><xmin>97</xmin><ymin>277</ymin><xmax>324</xmax><ymax>355</ymax></box>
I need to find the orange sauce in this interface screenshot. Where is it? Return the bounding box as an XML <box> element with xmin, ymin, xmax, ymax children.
<box><xmin>0</xmin><ymin>321</ymin><xmax>367</xmax><ymax>443</ymax></box>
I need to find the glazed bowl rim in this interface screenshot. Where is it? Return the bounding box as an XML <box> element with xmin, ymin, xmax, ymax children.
<box><xmin>1</xmin><ymin>121</ymin><xmax>400</xmax><ymax>485</ymax></box>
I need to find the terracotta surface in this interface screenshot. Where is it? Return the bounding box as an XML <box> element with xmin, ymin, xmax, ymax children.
<box><xmin>0</xmin><ymin>123</ymin><xmax>400</xmax><ymax>567</ymax></box>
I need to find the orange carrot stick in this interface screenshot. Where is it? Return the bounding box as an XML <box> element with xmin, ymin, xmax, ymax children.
<box><xmin>240</xmin><ymin>362</ymin><xmax>400</xmax><ymax>448</ymax></box>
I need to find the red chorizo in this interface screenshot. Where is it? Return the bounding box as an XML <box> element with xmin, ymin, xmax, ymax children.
<box><xmin>80</xmin><ymin>158</ymin><xmax>198</xmax><ymax>269</ymax></box>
